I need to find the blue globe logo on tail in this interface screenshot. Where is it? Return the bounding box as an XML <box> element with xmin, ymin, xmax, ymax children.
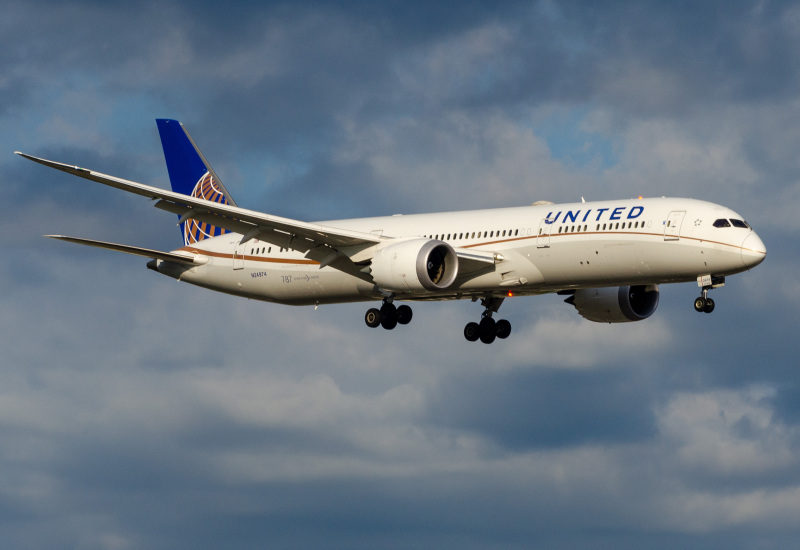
<box><xmin>156</xmin><ymin>119</ymin><xmax>237</xmax><ymax>247</ymax></box>
<box><xmin>183</xmin><ymin>172</ymin><xmax>231</xmax><ymax>245</ymax></box>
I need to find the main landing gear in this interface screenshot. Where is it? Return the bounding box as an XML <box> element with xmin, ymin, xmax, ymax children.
<box><xmin>694</xmin><ymin>275</ymin><xmax>725</xmax><ymax>314</ymax></box>
<box><xmin>464</xmin><ymin>297</ymin><xmax>511</xmax><ymax>344</ymax></box>
<box><xmin>365</xmin><ymin>299</ymin><xmax>413</xmax><ymax>330</ymax></box>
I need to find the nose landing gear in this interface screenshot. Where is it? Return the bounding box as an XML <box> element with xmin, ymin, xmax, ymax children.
<box><xmin>464</xmin><ymin>297</ymin><xmax>511</xmax><ymax>344</ymax></box>
<box><xmin>694</xmin><ymin>275</ymin><xmax>724</xmax><ymax>314</ymax></box>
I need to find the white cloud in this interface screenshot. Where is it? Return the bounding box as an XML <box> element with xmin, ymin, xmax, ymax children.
<box><xmin>659</xmin><ymin>386</ymin><xmax>799</xmax><ymax>476</ymax></box>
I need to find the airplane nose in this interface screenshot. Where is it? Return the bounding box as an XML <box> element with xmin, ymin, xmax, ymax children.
<box><xmin>741</xmin><ymin>232</ymin><xmax>767</xmax><ymax>268</ymax></box>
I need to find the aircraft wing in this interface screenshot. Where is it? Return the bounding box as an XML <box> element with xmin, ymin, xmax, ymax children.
<box><xmin>20</xmin><ymin>152</ymin><xmax>501</xmax><ymax>283</ymax></box>
<box><xmin>16</xmin><ymin>152</ymin><xmax>381</xmax><ymax>253</ymax></box>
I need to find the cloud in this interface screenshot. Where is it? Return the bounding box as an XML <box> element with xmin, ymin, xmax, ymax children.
<box><xmin>659</xmin><ymin>387</ymin><xmax>800</xmax><ymax>479</ymax></box>
<box><xmin>2</xmin><ymin>1</ymin><xmax>799</xmax><ymax>548</ymax></box>
<box><xmin>650</xmin><ymin>386</ymin><xmax>800</xmax><ymax>533</ymax></box>
<box><xmin>428</xmin><ymin>365</ymin><xmax>659</xmax><ymax>451</ymax></box>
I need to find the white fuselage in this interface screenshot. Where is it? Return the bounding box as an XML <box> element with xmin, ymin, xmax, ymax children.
<box><xmin>156</xmin><ymin>197</ymin><xmax>766</xmax><ymax>305</ymax></box>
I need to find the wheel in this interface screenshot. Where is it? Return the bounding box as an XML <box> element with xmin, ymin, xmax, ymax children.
<box><xmin>495</xmin><ymin>319</ymin><xmax>511</xmax><ymax>339</ymax></box>
<box><xmin>380</xmin><ymin>316</ymin><xmax>398</xmax><ymax>330</ymax></box>
<box><xmin>464</xmin><ymin>322</ymin><xmax>480</xmax><ymax>342</ymax></box>
<box><xmin>479</xmin><ymin>317</ymin><xmax>496</xmax><ymax>344</ymax></box>
<box><xmin>380</xmin><ymin>302</ymin><xmax>398</xmax><ymax>330</ymax></box>
<box><xmin>397</xmin><ymin>304</ymin><xmax>413</xmax><ymax>325</ymax></box>
<box><xmin>694</xmin><ymin>297</ymin><xmax>706</xmax><ymax>312</ymax></box>
<box><xmin>703</xmin><ymin>297</ymin><xmax>715</xmax><ymax>313</ymax></box>
<box><xmin>365</xmin><ymin>308</ymin><xmax>381</xmax><ymax>328</ymax></box>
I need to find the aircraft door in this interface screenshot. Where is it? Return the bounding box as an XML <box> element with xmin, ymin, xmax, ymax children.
<box><xmin>537</xmin><ymin>218</ymin><xmax>552</xmax><ymax>248</ymax></box>
<box><xmin>664</xmin><ymin>211</ymin><xmax>685</xmax><ymax>241</ymax></box>
<box><xmin>233</xmin><ymin>241</ymin><xmax>245</xmax><ymax>270</ymax></box>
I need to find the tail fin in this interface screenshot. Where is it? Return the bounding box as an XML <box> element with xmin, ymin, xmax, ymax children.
<box><xmin>156</xmin><ymin>119</ymin><xmax>237</xmax><ymax>246</ymax></box>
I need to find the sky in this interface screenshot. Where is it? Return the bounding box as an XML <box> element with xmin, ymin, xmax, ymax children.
<box><xmin>2</xmin><ymin>0</ymin><xmax>799</xmax><ymax>548</ymax></box>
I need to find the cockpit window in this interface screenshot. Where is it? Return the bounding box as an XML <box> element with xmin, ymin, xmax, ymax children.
<box><xmin>730</xmin><ymin>219</ymin><xmax>750</xmax><ymax>229</ymax></box>
<box><xmin>713</xmin><ymin>219</ymin><xmax>731</xmax><ymax>228</ymax></box>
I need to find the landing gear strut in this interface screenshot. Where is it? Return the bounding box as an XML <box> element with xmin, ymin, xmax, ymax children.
<box><xmin>464</xmin><ymin>297</ymin><xmax>511</xmax><ymax>344</ymax></box>
<box><xmin>365</xmin><ymin>298</ymin><xmax>413</xmax><ymax>330</ymax></box>
<box><xmin>694</xmin><ymin>275</ymin><xmax>724</xmax><ymax>314</ymax></box>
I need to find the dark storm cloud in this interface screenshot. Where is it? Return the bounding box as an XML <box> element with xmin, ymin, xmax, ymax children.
<box><xmin>556</xmin><ymin>1</ymin><xmax>800</xmax><ymax>109</ymax></box>
<box><xmin>429</xmin><ymin>367</ymin><xmax>658</xmax><ymax>450</ymax></box>
<box><xmin>771</xmin><ymin>382</ymin><xmax>800</xmax><ymax>425</ymax></box>
<box><xmin>7</xmin><ymin>1</ymin><xmax>799</xmax><ymax>134</ymax></box>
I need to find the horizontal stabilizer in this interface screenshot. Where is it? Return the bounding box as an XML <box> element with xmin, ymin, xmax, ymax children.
<box><xmin>46</xmin><ymin>235</ymin><xmax>206</xmax><ymax>265</ymax></box>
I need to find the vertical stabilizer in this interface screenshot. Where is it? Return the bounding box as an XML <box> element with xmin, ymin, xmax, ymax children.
<box><xmin>156</xmin><ymin>119</ymin><xmax>237</xmax><ymax>245</ymax></box>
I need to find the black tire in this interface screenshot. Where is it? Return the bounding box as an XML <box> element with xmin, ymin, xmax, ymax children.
<box><xmin>703</xmin><ymin>297</ymin><xmax>715</xmax><ymax>313</ymax></box>
<box><xmin>464</xmin><ymin>322</ymin><xmax>480</xmax><ymax>342</ymax></box>
<box><xmin>694</xmin><ymin>297</ymin><xmax>706</xmax><ymax>312</ymax></box>
<box><xmin>479</xmin><ymin>317</ymin><xmax>496</xmax><ymax>344</ymax></box>
<box><xmin>365</xmin><ymin>308</ymin><xmax>381</xmax><ymax>328</ymax></box>
<box><xmin>380</xmin><ymin>303</ymin><xmax>398</xmax><ymax>330</ymax></box>
<box><xmin>397</xmin><ymin>305</ymin><xmax>413</xmax><ymax>325</ymax></box>
<box><xmin>381</xmin><ymin>317</ymin><xmax>398</xmax><ymax>330</ymax></box>
<box><xmin>495</xmin><ymin>319</ymin><xmax>512</xmax><ymax>339</ymax></box>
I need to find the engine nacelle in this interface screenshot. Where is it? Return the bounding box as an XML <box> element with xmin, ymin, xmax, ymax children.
<box><xmin>369</xmin><ymin>238</ymin><xmax>458</xmax><ymax>293</ymax></box>
<box><xmin>565</xmin><ymin>285</ymin><xmax>659</xmax><ymax>323</ymax></box>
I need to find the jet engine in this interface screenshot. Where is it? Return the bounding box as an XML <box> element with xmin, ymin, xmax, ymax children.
<box><xmin>369</xmin><ymin>238</ymin><xmax>458</xmax><ymax>293</ymax></box>
<box><xmin>565</xmin><ymin>284</ymin><xmax>659</xmax><ymax>323</ymax></box>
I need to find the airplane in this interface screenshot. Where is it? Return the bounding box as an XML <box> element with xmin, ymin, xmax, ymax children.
<box><xmin>17</xmin><ymin>119</ymin><xmax>767</xmax><ymax>344</ymax></box>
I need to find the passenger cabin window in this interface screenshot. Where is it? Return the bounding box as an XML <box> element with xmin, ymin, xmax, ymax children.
<box><xmin>713</xmin><ymin>219</ymin><xmax>732</xmax><ymax>228</ymax></box>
